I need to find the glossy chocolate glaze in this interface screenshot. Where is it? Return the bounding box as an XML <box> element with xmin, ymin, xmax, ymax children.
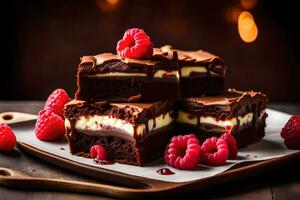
<box><xmin>161</xmin><ymin>45</ymin><xmax>227</xmax><ymax>77</ymax></box>
<box><xmin>78</xmin><ymin>47</ymin><xmax>178</xmax><ymax>76</ymax></box>
<box><xmin>179</xmin><ymin>88</ymin><xmax>268</xmax><ymax>120</ymax></box>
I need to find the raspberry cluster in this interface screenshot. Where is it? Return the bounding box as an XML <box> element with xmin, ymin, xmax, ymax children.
<box><xmin>164</xmin><ymin>132</ymin><xmax>238</xmax><ymax>170</ymax></box>
<box><xmin>35</xmin><ymin>88</ymin><xmax>70</xmax><ymax>141</ymax></box>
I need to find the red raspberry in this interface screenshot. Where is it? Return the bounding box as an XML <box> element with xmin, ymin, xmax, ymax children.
<box><xmin>35</xmin><ymin>109</ymin><xmax>65</xmax><ymax>141</ymax></box>
<box><xmin>90</xmin><ymin>145</ymin><xmax>108</xmax><ymax>160</ymax></box>
<box><xmin>201</xmin><ymin>137</ymin><xmax>229</xmax><ymax>166</ymax></box>
<box><xmin>0</xmin><ymin>123</ymin><xmax>17</xmax><ymax>151</ymax></box>
<box><xmin>164</xmin><ymin>134</ymin><xmax>201</xmax><ymax>170</ymax></box>
<box><xmin>44</xmin><ymin>88</ymin><xmax>70</xmax><ymax>118</ymax></box>
<box><xmin>220</xmin><ymin>132</ymin><xmax>238</xmax><ymax>159</ymax></box>
<box><xmin>116</xmin><ymin>28</ymin><xmax>153</xmax><ymax>59</ymax></box>
<box><xmin>281</xmin><ymin>115</ymin><xmax>300</xmax><ymax>149</ymax></box>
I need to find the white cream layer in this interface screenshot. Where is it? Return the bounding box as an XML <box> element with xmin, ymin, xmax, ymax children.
<box><xmin>65</xmin><ymin>112</ymin><xmax>173</xmax><ymax>137</ymax></box>
<box><xmin>181</xmin><ymin>66</ymin><xmax>207</xmax><ymax>77</ymax></box>
<box><xmin>177</xmin><ymin>110</ymin><xmax>257</xmax><ymax>128</ymax></box>
<box><xmin>181</xmin><ymin>66</ymin><xmax>223</xmax><ymax>77</ymax></box>
<box><xmin>87</xmin><ymin>70</ymin><xmax>179</xmax><ymax>78</ymax></box>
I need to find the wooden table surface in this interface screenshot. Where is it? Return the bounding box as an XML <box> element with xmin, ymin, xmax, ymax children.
<box><xmin>0</xmin><ymin>101</ymin><xmax>300</xmax><ymax>200</ymax></box>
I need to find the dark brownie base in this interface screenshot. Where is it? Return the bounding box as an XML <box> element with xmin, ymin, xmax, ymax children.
<box><xmin>76</xmin><ymin>76</ymin><xmax>180</xmax><ymax>102</ymax></box>
<box><xmin>176</xmin><ymin>115</ymin><xmax>267</xmax><ymax>148</ymax></box>
<box><xmin>66</xmin><ymin>124</ymin><xmax>176</xmax><ymax>166</ymax></box>
<box><xmin>180</xmin><ymin>76</ymin><xmax>224</xmax><ymax>97</ymax></box>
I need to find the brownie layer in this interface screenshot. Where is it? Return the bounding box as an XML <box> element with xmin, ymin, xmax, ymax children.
<box><xmin>66</xmin><ymin>123</ymin><xmax>175</xmax><ymax>166</ymax></box>
<box><xmin>161</xmin><ymin>45</ymin><xmax>227</xmax><ymax>97</ymax></box>
<box><xmin>75</xmin><ymin>47</ymin><xmax>180</xmax><ymax>102</ymax></box>
<box><xmin>64</xmin><ymin>100</ymin><xmax>176</xmax><ymax>166</ymax></box>
<box><xmin>77</xmin><ymin>76</ymin><xmax>179</xmax><ymax>102</ymax></box>
<box><xmin>180</xmin><ymin>76</ymin><xmax>224</xmax><ymax>97</ymax></box>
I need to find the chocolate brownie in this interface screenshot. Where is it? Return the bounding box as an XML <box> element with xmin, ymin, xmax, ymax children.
<box><xmin>75</xmin><ymin>47</ymin><xmax>180</xmax><ymax>102</ymax></box>
<box><xmin>64</xmin><ymin>100</ymin><xmax>176</xmax><ymax>166</ymax></box>
<box><xmin>161</xmin><ymin>45</ymin><xmax>227</xmax><ymax>97</ymax></box>
<box><xmin>176</xmin><ymin>89</ymin><xmax>268</xmax><ymax>147</ymax></box>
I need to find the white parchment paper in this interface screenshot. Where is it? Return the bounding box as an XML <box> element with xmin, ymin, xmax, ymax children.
<box><xmin>13</xmin><ymin>109</ymin><xmax>299</xmax><ymax>183</ymax></box>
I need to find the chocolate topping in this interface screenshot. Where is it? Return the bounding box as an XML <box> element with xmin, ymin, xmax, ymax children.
<box><xmin>161</xmin><ymin>45</ymin><xmax>227</xmax><ymax>77</ymax></box>
<box><xmin>78</xmin><ymin>47</ymin><xmax>178</xmax><ymax>76</ymax></box>
<box><xmin>179</xmin><ymin>88</ymin><xmax>268</xmax><ymax>119</ymax></box>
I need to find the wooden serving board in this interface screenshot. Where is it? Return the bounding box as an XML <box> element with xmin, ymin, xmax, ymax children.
<box><xmin>1</xmin><ymin>109</ymin><xmax>300</xmax><ymax>199</ymax></box>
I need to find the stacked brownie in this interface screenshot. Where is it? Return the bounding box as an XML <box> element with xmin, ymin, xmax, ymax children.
<box><xmin>64</xmin><ymin>47</ymin><xmax>179</xmax><ymax>166</ymax></box>
<box><xmin>177</xmin><ymin>89</ymin><xmax>268</xmax><ymax>148</ymax></box>
<box><xmin>172</xmin><ymin>46</ymin><xmax>268</xmax><ymax>147</ymax></box>
<box><xmin>64</xmin><ymin>45</ymin><xmax>268</xmax><ymax>166</ymax></box>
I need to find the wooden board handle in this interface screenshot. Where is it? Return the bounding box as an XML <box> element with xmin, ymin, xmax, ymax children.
<box><xmin>0</xmin><ymin>167</ymin><xmax>176</xmax><ymax>199</ymax></box>
<box><xmin>0</xmin><ymin>112</ymin><xmax>37</xmax><ymax>125</ymax></box>
<box><xmin>0</xmin><ymin>167</ymin><xmax>162</xmax><ymax>199</ymax></box>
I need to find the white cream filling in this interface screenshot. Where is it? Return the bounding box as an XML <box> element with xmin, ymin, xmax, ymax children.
<box><xmin>153</xmin><ymin>70</ymin><xmax>179</xmax><ymax>78</ymax></box>
<box><xmin>177</xmin><ymin>110</ymin><xmax>255</xmax><ymax>129</ymax></box>
<box><xmin>65</xmin><ymin>112</ymin><xmax>173</xmax><ymax>137</ymax></box>
<box><xmin>87</xmin><ymin>70</ymin><xmax>179</xmax><ymax>78</ymax></box>
<box><xmin>177</xmin><ymin>111</ymin><xmax>198</xmax><ymax>125</ymax></box>
<box><xmin>181</xmin><ymin>65</ymin><xmax>224</xmax><ymax>77</ymax></box>
<box><xmin>147</xmin><ymin>112</ymin><xmax>173</xmax><ymax>131</ymax></box>
<box><xmin>181</xmin><ymin>66</ymin><xmax>207</xmax><ymax>77</ymax></box>
<box><xmin>201</xmin><ymin>116</ymin><xmax>238</xmax><ymax>127</ymax></box>
<box><xmin>239</xmin><ymin>113</ymin><xmax>253</xmax><ymax>126</ymax></box>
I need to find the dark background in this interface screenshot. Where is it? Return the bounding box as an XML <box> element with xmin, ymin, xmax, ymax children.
<box><xmin>3</xmin><ymin>0</ymin><xmax>300</xmax><ymax>102</ymax></box>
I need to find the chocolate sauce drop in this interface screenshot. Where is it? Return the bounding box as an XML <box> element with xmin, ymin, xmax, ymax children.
<box><xmin>93</xmin><ymin>159</ymin><xmax>114</xmax><ymax>165</ymax></box>
<box><xmin>156</xmin><ymin>168</ymin><xmax>175</xmax><ymax>175</ymax></box>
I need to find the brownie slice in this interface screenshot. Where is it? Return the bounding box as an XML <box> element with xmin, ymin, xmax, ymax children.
<box><xmin>161</xmin><ymin>45</ymin><xmax>227</xmax><ymax>97</ymax></box>
<box><xmin>75</xmin><ymin>47</ymin><xmax>179</xmax><ymax>102</ymax></box>
<box><xmin>64</xmin><ymin>100</ymin><xmax>176</xmax><ymax>166</ymax></box>
<box><xmin>176</xmin><ymin>89</ymin><xmax>268</xmax><ymax>147</ymax></box>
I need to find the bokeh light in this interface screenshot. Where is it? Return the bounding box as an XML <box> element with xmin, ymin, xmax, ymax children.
<box><xmin>238</xmin><ymin>11</ymin><xmax>258</xmax><ymax>43</ymax></box>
